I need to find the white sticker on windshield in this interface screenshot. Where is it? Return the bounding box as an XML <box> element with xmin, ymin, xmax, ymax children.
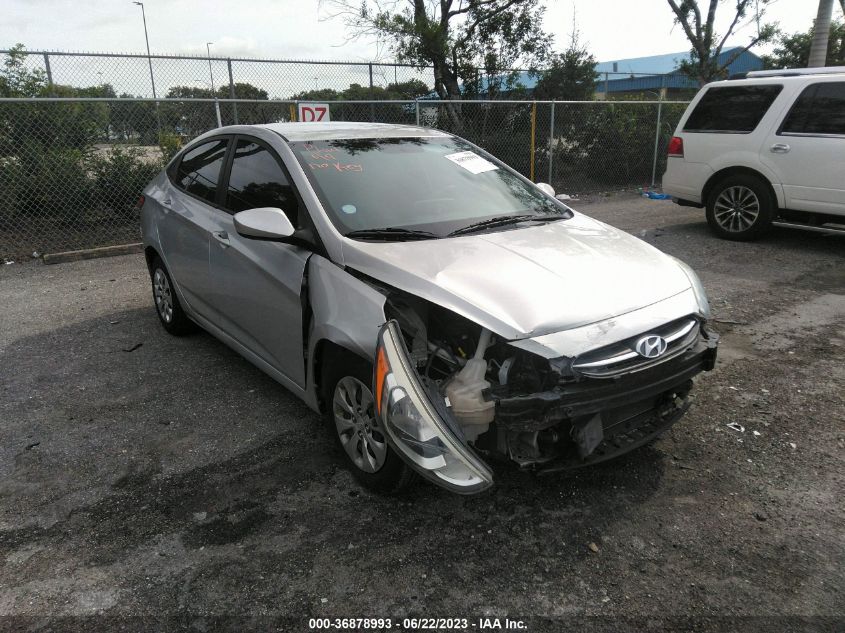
<box><xmin>444</xmin><ymin>151</ymin><xmax>499</xmax><ymax>175</ymax></box>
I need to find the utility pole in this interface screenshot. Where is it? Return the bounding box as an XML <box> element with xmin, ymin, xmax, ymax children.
<box><xmin>207</xmin><ymin>42</ymin><xmax>222</xmax><ymax>128</ymax></box>
<box><xmin>133</xmin><ymin>1</ymin><xmax>161</xmax><ymax>139</ymax></box>
<box><xmin>808</xmin><ymin>0</ymin><xmax>835</xmax><ymax>67</ymax></box>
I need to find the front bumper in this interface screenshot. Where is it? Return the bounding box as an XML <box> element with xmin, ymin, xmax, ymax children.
<box><xmin>497</xmin><ymin>335</ymin><xmax>717</xmax><ymax>425</ymax></box>
<box><xmin>374</xmin><ymin>320</ymin><xmax>718</xmax><ymax>494</ymax></box>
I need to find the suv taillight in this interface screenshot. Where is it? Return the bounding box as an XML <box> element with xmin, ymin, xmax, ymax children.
<box><xmin>135</xmin><ymin>195</ymin><xmax>145</xmax><ymax>210</ymax></box>
<box><xmin>667</xmin><ymin>136</ymin><xmax>684</xmax><ymax>157</ymax></box>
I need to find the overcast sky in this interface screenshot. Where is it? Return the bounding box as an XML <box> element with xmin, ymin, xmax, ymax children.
<box><xmin>0</xmin><ymin>0</ymin><xmax>829</xmax><ymax>63</ymax></box>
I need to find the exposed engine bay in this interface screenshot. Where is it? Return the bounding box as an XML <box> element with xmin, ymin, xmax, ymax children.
<box><xmin>381</xmin><ymin>284</ymin><xmax>718</xmax><ymax>471</ymax></box>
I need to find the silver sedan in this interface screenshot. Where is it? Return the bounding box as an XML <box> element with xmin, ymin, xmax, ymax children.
<box><xmin>140</xmin><ymin>122</ymin><xmax>718</xmax><ymax>495</ymax></box>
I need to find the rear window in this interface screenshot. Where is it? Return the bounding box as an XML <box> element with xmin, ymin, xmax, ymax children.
<box><xmin>173</xmin><ymin>138</ymin><xmax>229</xmax><ymax>204</ymax></box>
<box><xmin>683</xmin><ymin>85</ymin><xmax>783</xmax><ymax>133</ymax></box>
<box><xmin>780</xmin><ymin>82</ymin><xmax>845</xmax><ymax>136</ymax></box>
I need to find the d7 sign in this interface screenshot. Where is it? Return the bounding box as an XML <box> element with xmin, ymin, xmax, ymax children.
<box><xmin>297</xmin><ymin>103</ymin><xmax>330</xmax><ymax>122</ymax></box>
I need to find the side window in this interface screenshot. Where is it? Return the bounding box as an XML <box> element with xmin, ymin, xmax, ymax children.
<box><xmin>683</xmin><ymin>85</ymin><xmax>783</xmax><ymax>133</ymax></box>
<box><xmin>224</xmin><ymin>139</ymin><xmax>299</xmax><ymax>225</ymax></box>
<box><xmin>781</xmin><ymin>82</ymin><xmax>845</xmax><ymax>136</ymax></box>
<box><xmin>174</xmin><ymin>139</ymin><xmax>229</xmax><ymax>204</ymax></box>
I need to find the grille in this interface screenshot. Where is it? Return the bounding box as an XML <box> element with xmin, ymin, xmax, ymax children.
<box><xmin>571</xmin><ymin>317</ymin><xmax>700</xmax><ymax>379</ymax></box>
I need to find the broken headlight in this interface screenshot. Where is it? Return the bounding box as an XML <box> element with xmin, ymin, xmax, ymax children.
<box><xmin>374</xmin><ymin>320</ymin><xmax>493</xmax><ymax>494</ymax></box>
<box><xmin>672</xmin><ymin>257</ymin><xmax>711</xmax><ymax>320</ymax></box>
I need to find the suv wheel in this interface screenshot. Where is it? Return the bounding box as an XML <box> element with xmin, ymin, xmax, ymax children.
<box><xmin>150</xmin><ymin>256</ymin><xmax>196</xmax><ymax>335</ymax></box>
<box><xmin>323</xmin><ymin>353</ymin><xmax>415</xmax><ymax>494</ymax></box>
<box><xmin>705</xmin><ymin>174</ymin><xmax>774</xmax><ymax>241</ymax></box>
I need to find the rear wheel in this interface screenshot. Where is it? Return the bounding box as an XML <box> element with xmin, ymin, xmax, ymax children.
<box><xmin>323</xmin><ymin>353</ymin><xmax>415</xmax><ymax>494</ymax></box>
<box><xmin>705</xmin><ymin>174</ymin><xmax>774</xmax><ymax>241</ymax></box>
<box><xmin>149</xmin><ymin>256</ymin><xmax>196</xmax><ymax>336</ymax></box>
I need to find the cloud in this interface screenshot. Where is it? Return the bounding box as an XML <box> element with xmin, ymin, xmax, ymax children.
<box><xmin>177</xmin><ymin>36</ymin><xmax>260</xmax><ymax>58</ymax></box>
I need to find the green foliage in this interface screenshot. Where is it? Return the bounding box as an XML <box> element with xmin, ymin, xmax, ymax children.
<box><xmin>533</xmin><ymin>39</ymin><xmax>597</xmax><ymax>101</ymax></box>
<box><xmin>0</xmin><ymin>45</ymin><xmax>170</xmax><ymax>246</ymax></box>
<box><xmin>291</xmin><ymin>79</ymin><xmax>430</xmax><ymax>101</ymax></box>
<box><xmin>88</xmin><ymin>145</ymin><xmax>164</xmax><ymax>213</ymax></box>
<box><xmin>0</xmin><ymin>149</ymin><xmax>93</xmax><ymax>221</ymax></box>
<box><xmin>158</xmin><ymin>133</ymin><xmax>182</xmax><ymax>162</ymax></box>
<box><xmin>763</xmin><ymin>20</ymin><xmax>845</xmax><ymax>69</ymax></box>
<box><xmin>0</xmin><ymin>43</ymin><xmax>46</xmax><ymax>97</ymax></box>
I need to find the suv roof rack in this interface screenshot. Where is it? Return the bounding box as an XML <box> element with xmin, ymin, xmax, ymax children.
<box><xmin>745</xmin><ymin>67</ymin><xmax>845</xmax><ymax>78</ymax></box>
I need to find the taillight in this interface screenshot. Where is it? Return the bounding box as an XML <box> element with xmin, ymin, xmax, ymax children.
<box><xmin>667</xmin><ymin>136</ymin><xmax>684</xmax><ymax>157</ymax></box>
<box><xmin>135</xmin><ymin>195</ymin><xmax>146</xmax><ymax>209</ymax></box>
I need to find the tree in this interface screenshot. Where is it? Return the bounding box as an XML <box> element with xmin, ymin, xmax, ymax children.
<box><xmin>0</xmin><ymin>44</ymin><xmax>46</xmax><ymax>97</ymax></box>
<box><xmin>665</xmin><ymin>0</ymin><xmax>778</xmax><ymax>84</ymax></box>
<box><xmin>763</xmin><ymin>20</ymin><xmax>845</xmax><ymax>68</ymax></box>
<box><xmin>218</xmin><ymin>82</ymin><xmax>269</xmax><ymax>100</ymax></box>
<box><xmin>326</xmin><ymin>0</ymin><xmax>553</xmax><ymax>126</ymax></box>
<box><xmin>533</xmin><ymin>35</ymin><xmax>597</xmax><ymax>101</ymax></box>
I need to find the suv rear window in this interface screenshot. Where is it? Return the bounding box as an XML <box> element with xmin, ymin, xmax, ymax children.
<box><xmin>683</xmin><ymin>85</ymin><xmax>783</xmax><ymax>133</ymax></box>
<box><xmin>780</xmin><ymin>82</ymin><xmax>845</xmax><ymax>136</ymax></box>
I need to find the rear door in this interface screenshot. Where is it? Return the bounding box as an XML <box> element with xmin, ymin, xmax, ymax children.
<box><xmin>156</xmin><ymin>137</ymin><xmax>230</xmax><ymax>318</ymax></box>
<box><xmin>206</xmin><ymin>135</ymin><xmax>311</xmax><ymax>387</ymax></box>
<box><xmin>761</xmin><ymin>81</ymin><xmax>845</xmax><ymax>216</ymax></box>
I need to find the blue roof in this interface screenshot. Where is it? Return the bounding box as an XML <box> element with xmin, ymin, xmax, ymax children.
<box><xmin>595</xmin><ymin>46</ymin><xmax>763</xmax><ymax>77</ymax></box>
<box><xmin>469</xmin><ymin>46</ymin><xmax>763</xmax><ymax>95</ymax></box>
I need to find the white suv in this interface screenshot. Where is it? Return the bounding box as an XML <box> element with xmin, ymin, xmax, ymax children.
<box><xmin>662</xmin><ymin>67</ymin><xmax>845</xmax><ymax>240</ymax></box>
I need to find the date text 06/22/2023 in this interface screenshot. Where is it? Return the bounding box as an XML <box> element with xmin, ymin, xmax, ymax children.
<box><xmin>307</xmin><ymin>617</ymin><xmax>528</xmax><ymax>630</ymax></box>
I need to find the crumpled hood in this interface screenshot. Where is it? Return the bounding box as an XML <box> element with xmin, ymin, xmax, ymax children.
<box><xmin>340</xmin><ymin>212</ymin><xmax>693</xmax><ymax>340</ymax></box>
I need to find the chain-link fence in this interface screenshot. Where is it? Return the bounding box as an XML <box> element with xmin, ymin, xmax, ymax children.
<box><xmin>0</xmin><ymin>97</ymin><xmax>690</xmax><ymax>260</ymax></box>
<box><xmin>5</xmin><ymin>49</ymin><xmax>698</xmax><ymax>102</ymax></box>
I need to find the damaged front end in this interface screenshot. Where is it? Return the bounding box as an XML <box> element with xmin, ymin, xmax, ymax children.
<box><xmin>374</xmin><ymin>320</ymin><xmax>494</xmax><ymax>494</ymax></box>
<box><xmin>372</xmin><ymin>294</ymin><xmax>718</xmax><ymax>494</ymax></box>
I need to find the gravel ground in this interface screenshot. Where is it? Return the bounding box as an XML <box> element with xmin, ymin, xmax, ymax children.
<box><xmin>0</xmin><ymin>194</ymin><xmax>843</xmax><ymax>632</ymax></box>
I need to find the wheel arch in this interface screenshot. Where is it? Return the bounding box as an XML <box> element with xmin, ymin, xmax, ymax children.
<box><xmin>702</xmin><ymin>167</ymin><xmax>781</xmax><ymax>209</ymax></box>
<box><xmin>144</xmin><ymin>245</ymin><xmax>160</xmax><ymax>276</ymax></box>
<box><xmin>311</xmin><ymin>338</ymin><xmax>373</xmax><ymax>413</ymax></box>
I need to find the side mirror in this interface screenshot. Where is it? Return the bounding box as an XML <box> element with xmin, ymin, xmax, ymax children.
<box><xmin>536</xmin><ymin>182</ymin><xmax>555</xmax><ymax>197</ymax></box>
<box><xmin>233</xmin><ymin>207</ymin><xmax>295</xmax><ymax>240</ymax></box>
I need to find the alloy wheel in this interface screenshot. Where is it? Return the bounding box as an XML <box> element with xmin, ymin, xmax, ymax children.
<box><xmin>153</xmin><ymin>268</ymin><xmax>174</xmax><ymax>323</ymax></box>
<box><xmin>713</xmin><ymin>185</ymin><xmax>760</xmax><ymax>233</ymax></box>
<box><xmin>332</xmin><ymin>376</ymin><xmax>387</xmax><ymax>473</ymax></box>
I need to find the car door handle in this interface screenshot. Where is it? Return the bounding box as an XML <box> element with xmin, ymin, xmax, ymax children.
<box><xmin>213</xmin><ymin>231</ymin><xmax>230</xmax><ymax>247</ymax></box>
<box><xmin>161</xmin><ymin>198</ymin><xmax>172</xmax><ymax>209</ymax></box>
<box><xmin>770</xmin><ymin>143</ymin><xmax>790</xmax><ymax>154</ymax></box>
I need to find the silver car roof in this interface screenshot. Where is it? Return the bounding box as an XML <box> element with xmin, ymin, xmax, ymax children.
<box><xmin>258</xmin><ymin>122</ymin><xmax>452</xmax><ymax>142</ymax></box>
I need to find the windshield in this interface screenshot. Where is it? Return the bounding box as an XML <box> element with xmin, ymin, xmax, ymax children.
<box><xmin>289</xmin><ymin>136</ymin><xmax>571</xmax><ymax>239</ymax></box>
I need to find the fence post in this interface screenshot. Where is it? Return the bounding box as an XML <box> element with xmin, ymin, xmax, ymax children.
<box><xmin>368</xmin><ymin>63</ymin><xmax>375</xmax><ymax>122</ymax></box>
<box><xmin>415</xmin><ymin>99</ymin><xmax>420</xmax><ymax>126</ymax></box>
<box><xmin>227</xmin><ymin>58</ymin><xmax>238</xmax><ymax>124</ymax></box>
<box><xmin>529</xmin><ymin>101</ymin><xmax>537</xmax><ymax>182</ymax></box>
<box><xmin>651</xmin><ymin>79</ymin><xmax>665</xmax><ymax>188</ymax></box>
<box><xmin>604</xmin><ymin>72</ymin><xmax>609</xmax><ymax>98</ymax></box>
<box><xmin>43</xmin><ymin>53</ymin><xmax>54</xmax><ymax>95</ymax></box>
<box><xmin>548</xmin><ymin>101</ymin><xmax>555</xmax><ymax>185</ymax></box>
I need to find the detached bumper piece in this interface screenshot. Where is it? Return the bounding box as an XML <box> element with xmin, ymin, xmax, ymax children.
<box><xmin>374</xmin><ymin>320</ymin><xmax>494</xmax><ymax>494</ymax></box>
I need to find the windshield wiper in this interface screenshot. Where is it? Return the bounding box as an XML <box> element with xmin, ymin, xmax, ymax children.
<box><xmin>345</xmin><ymin>227</ymin><xmax>440</xmax><ymax>242</ymax></box>
<box><xmin>447</xmin><ymin>213</ymin><xmax>562</xmax><ymax>237</ymax></box>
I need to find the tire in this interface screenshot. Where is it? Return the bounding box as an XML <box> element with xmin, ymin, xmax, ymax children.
<box><xmin>705</xmin><ymin>174</ymin><xmax>775</xmax><ymax>241</ymax></box>
<box><xmin>149</xmin><ymin>256</ymin><xmax>196</xmax><ymax>336</ymax></box>
<box><xmin>323</xmin><ymin>352</ymin><xmax>415</xmax><ymax>494</ymax></box>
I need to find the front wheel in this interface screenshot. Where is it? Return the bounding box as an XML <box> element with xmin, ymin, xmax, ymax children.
<box><xmin>705</xmin><ymin>175</ymin><xmax>774</xmax><ymax>241</ymax></box>
<box><xmin>323</xmin><ymin>354</ymin><xmax>415</xmax><ymax>494</ymax></box>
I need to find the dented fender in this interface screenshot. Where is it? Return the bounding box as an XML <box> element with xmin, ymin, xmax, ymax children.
<box><xmin>303</xmin><ymin>254</ymin><xmax>387</xmax><ymax>410</ymax></box>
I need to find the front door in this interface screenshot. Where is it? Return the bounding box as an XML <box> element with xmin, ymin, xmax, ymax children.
<box><xmin>761</xmin><ymin>81</ymin><xmax>845</xmax><ymax>216</ymax></box>
<box><xmin>207</xmin><ymin>136</ymin><xmax>310</xmax><ymax>387</ymax></box>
